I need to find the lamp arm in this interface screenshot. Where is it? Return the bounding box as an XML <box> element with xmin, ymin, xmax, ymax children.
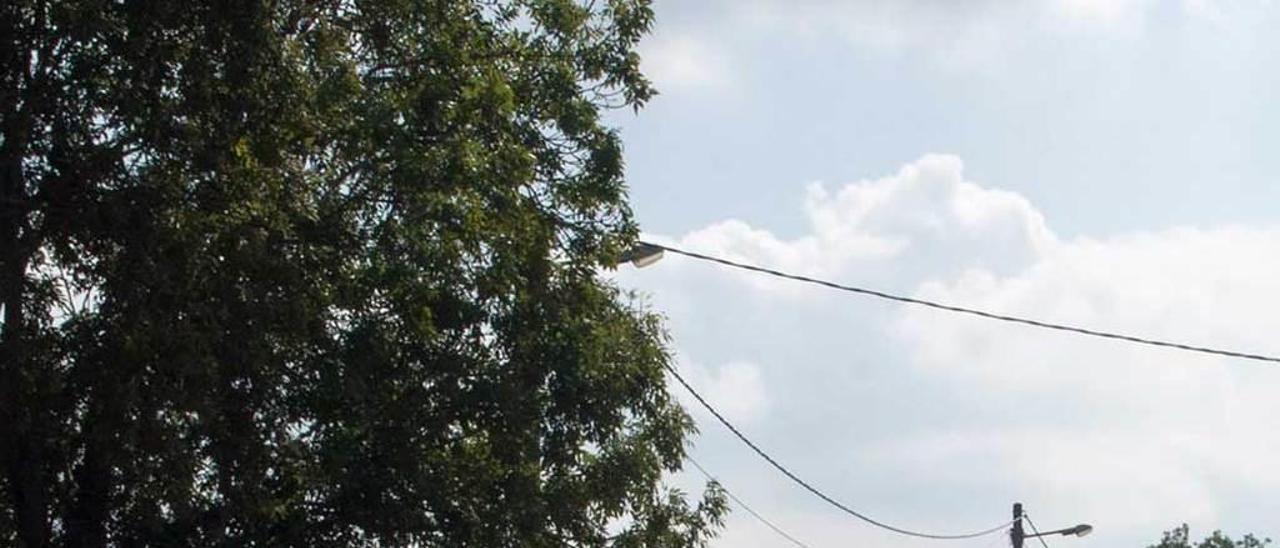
<box><xmin>1024</xmin><ymin>527</ymin><xmax>1074</xmax><ymax>538</ymax></box>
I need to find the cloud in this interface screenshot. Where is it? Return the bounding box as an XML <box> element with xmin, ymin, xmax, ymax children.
<box><xmin>675</xmin><ymin>359</ymin><xmax>769</xmax><ymax>424</ymax></box>
<box><xmin>639</xmin><ymin>34</ymin><xmax>733</xmax><ymax>93</ymax></box>
<box><xmin>618</xmin><ymin>154</ymin><xmax>1280</xmax><ymax>546</ymax></box>
<box><xmin>1050</xmin><ymin>0</ymin><xmax>1158</xmax><ymax>26</ymax></box>
<box><xmin>650</xmin><ymin>0</ymin><xmax>1242</xmax><ymax>72</ymax></box>
<box><xmin>890</xmin><ymin>223</ymin><xmax>1280</xmax><ymax>533</ymax></box>
<box><xmin>1049</xmin><ymin>0</ymin><xmax>1239</xmax><ymax>27</ymax></box>
<box><xmin>642</xmin><ymin>155</ymin><xmax>1054</xmax><ymax>295</ymax></box>
<box><xmin>733</xmin><ymin>0</ymin><xmax>1019</xmax><ymax>68</ymax></box>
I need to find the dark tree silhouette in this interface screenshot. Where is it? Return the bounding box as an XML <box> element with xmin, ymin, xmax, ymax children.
<box><xmin>0</xmin><ymin>1</ymin><xmax>724</xmax><ymax>545</ymax></box>
<box><xmin>1150</xmin><ymin>525</ymin><xmax>1270</xmax><ymax>548</ymax></box>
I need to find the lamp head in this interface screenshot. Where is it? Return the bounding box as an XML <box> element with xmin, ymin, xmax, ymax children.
<box><xmin>1067</xmin><ymin>524</ymin><xmax>1093</xmax><ymax>537</ymax></box>
<box><xmin>620</xmin><ymin>243</ymin><xmax>664</xmax><ymax>268</ymax></box>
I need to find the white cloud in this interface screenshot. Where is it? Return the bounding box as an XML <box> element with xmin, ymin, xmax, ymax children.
<box><xmin>1051</xmin><ymin>0</ymin><xmax>1158</xmax><ymax>26</ymax></box>
<box><xmin>896</xmin><ymin>225</ymin><xmax>1280</xmax><ymax>392</ymax></box>
<box><xmin>639</xmin><ymin>34</ymin><xmax>732</xmax><ymax>93</ymax></box>
<box><xmin>620</xmin><ymin>155</ymin><xmax>1280</xmax><ymax>546</ymax></box>
<box><xmin>643</xmin><ymin>155</ymin><xmax>1055</xmax><ymax>295</ymax></box>
<box><xmin>655</xmin><ymin>0</ymin><xmax>1245</xmax><ymax>72</ymax></box>
<box><xmin>890</xmin><ymin>223</ymin><xmax>1280</xmax><ymax>535</ymax></box>
<box><xmin>734</xmin><ymin>0</ymin><xmax>1018</xmax><ymax>68</ymax></box>
<box><xmin>676</xmin><ymin>359</ymin><xmax>770</xmax><ymax>424</ymax></box>
<box><xmin>802</xmin><ymin>154</ymin><xmax>1056</xmax><ymax>273</ymax></box>
<box><xmin>1052</xmin><ymin>0</ymin><xmax>1242</xmax><ymax>27</ymax></box>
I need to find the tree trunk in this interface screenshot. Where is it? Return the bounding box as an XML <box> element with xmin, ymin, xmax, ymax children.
<box><xmin>1</xmin><ymin>58</ymin><xmax>50</xmax><ymax>548</ymax></box>
<box><xmin>2</xmin><ymin>171</ymin><xmax>50</xmax><ymax>548</ymax></box>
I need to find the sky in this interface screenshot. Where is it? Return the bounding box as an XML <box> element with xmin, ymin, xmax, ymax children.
<box><xmin>606</xmin><ymin>1</ymin><xmax>1280</xmax><ymax>547</ymax></box>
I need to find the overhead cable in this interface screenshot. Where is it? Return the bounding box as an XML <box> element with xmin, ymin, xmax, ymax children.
<box><xmin>664</xmin><ymin>363</ymin><xmax>1013</xmax><ymax>540</ymax></box>
<box><xmin>686</xmin><ymin>456</ymin><xmax>813</xmax><ymax>548</ymax></box>
<box><xmin>643</xmin><ymin>241</ymin><xmax>1280</xmax><ymax>365</ymax></box>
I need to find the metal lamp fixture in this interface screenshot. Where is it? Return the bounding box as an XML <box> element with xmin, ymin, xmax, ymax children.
<box><xmin>1011</xmin><ymin>503</ymin><xmax>1093</xmax><ymax>548</ymax></box>
<box><xmin>619</xmin><ymin>243</ymin><xmax>664</xmax><ymax>268</ymax></box>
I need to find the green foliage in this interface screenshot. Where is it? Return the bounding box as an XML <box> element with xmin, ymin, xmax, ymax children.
<box><xmin>0</xmin><ymin>0</ymin><xmax>726</xmax><ymax>545</ymax></box>
<box><xmin>1151</xmin><ymin>525</ymin><xmax>1271</xmax><ymax>548</ymax></box>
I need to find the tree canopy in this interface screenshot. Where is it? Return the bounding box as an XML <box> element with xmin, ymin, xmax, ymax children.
<box><xmin>1</xmin><ymin>0</ymin><xmax>725</xmax><ymax>545</ymax></box>
<box><xmin>1150</xmin><ymin>525</ymin><xmax>1271</xmax><ymax>548</ymax></box>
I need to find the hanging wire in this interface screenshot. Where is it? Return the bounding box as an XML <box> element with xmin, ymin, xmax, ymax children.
<box><xmin>687</xmin><ymin>456</ymin><xmax>813</xmax><ymax>548</ymax></box>
<box><xmin>644</xmin><ymin>241</ymin><xmax>1280</xmax><ymax>364</ymax></box>
<box><xmin>665</xmin><ymin>363</ymin><xmax>1013</xmax><ymax>540</ymax></box>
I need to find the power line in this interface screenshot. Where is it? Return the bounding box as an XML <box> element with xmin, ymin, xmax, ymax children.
<box><xmin>1023</xmin><ymin>514</ymin><xmax>1052</xmax><ymax>548</ymax></box>
<box><xmin>686</xmin><ymin>456</ymin><xmax>813</xmax><ymax>548</ymax></box>
<box><xmin>643</xmin><ymin>241</ymin><xmax>1280</xmax><ymax>365</ymax></box>
<box><xmin>664</xmin><ymin>362</ymin><xmax>1013</xmax><ymax>540</ymax></box>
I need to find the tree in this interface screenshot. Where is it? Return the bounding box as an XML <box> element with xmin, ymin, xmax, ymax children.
<box><xmin>1150</xmin><ymin>525</ymin><xmax>1271</xmax><ymax>548</ymax></box>
<box><xmin>0</xmin><ymin>0</ymin><xmax>726</xmax><ymax>545</ymax></box>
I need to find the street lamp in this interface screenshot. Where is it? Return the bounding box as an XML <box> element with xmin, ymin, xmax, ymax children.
<box><xmin>619</xmin><ymin>242</ymin><xmax>664</xmax><ymax>268</ymax></box>
<box><xmin>1011</xmin><ymin>503</ymin><xmax>1092</xmax><ymax>548</ymax></box>
<box><xmin>1036</xmin><ymin>524</ymin><xmax>1093</xmax><ymax>537</ymax></box>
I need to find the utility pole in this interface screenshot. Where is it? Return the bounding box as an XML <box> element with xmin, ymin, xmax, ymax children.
<box><xmin>1011</xmin><ymin>502</ymin><xmax>1024</xmax><ymax>548</ymax></box>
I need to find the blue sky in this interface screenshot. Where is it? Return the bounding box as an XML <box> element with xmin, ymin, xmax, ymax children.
<box><xmin>608</xmin><ymin>1</ymin><xmax>1280</xmax><ymax>547</ymax></box>
<box><xmin>614</xmin><ymin>0</ymin><xmax>1280</xmax><ymax>239</ymax></box>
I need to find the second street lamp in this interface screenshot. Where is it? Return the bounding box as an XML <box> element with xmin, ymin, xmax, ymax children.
<box><xmin>1011</xmin><ymin>503</ymin><xmax>1092</xmax><ymax>548</ymax></box>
